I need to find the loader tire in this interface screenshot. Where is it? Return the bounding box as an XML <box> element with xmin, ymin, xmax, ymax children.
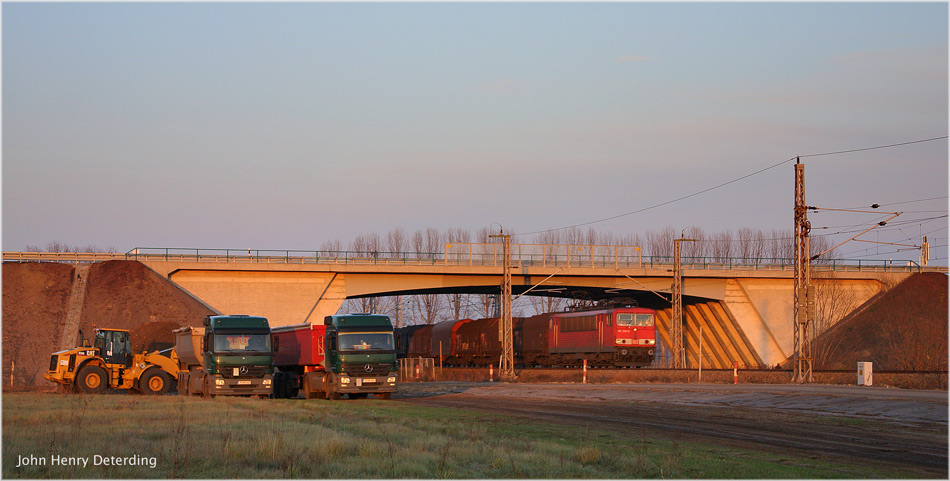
<box><xmin>76</xmin><ymin>365</ymin><xmax>108</xmax><ymax>394</ymax></box>
<box><xmin>140</xmin><ymin>369</ymin><xmax>171</xmax><ymax>395</ymax></box>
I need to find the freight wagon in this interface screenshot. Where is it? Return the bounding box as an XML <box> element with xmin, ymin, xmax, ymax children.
<box><xmin>395</xmin><ymin>307</ymin><xmax>657</xmax><ymax>368</ymax></box>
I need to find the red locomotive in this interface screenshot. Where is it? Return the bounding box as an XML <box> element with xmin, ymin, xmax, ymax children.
<box><xmin>546</xmin><ymin>307</ymin><xmax>656</xmax><ymax>367</ymax></box>
<box><xmin>396</xmin><ymin>307</ymin><xmax>656</xmax><ymax>368</ymax></box>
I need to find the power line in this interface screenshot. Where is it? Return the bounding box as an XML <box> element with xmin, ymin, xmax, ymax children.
<box><xmin>840</xmin><ymin>196</ymin><xmax>948</xmax><ymax>210</ymax></box>
<box><xmin>518</xmin><ymin>135</ymin><xmax>947</xmax><ymax>239</ymax></box>
<box><xmin>516</xmin><ymin>157</ymin><xmax>797</xmax><ymax>238</ymax></box>
<box><xmin>813</xmin><ymin>214</ymin><xmax>948</xmax><ymax>234</ymax></box>
<box><xmin>799</xmin><ymin>136</ymin><xmax>948</xmax><ymax>159</ymax></box>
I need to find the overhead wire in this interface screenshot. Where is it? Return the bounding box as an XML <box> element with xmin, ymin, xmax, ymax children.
<box><xmin>516</xmin><ymin>135</ymin><xmax>947</xmax><ymax>239</ymax></box>
<box><xmin>840</xmin><ymin>195</ymin><xmax>947</xmax><ymax>210</ymax></box>
<box><xmin>797</xmin><ymin>136</ymin><xmax>948</xmax><ymax>158</ymax></box>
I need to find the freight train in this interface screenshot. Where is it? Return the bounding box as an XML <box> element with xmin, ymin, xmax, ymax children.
<box><xmin>395</xmin><ymin>307</ymin><xmax>657</xmax><ymax>368</ymax></box>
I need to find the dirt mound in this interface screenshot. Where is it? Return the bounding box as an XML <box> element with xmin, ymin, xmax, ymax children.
<box><xmin>130</xmin><ymin>321</ymin><xmax>181</xmax><ymax>353</ymax></box>
<box><xmin>814</xmin><ymin>273</ymin><xmax>948</xmax><ymax>371</ymax></box>
<box><xmin>2</xmin><ymin>260</ymin><xmax>215</xmax><ymax>390</ymax></box>
<box><xmin>78</xmin><ymin>260</ymin><xmax>215</xmax><ymax>344</ymax></box>
<box><xmin>2</xmin><ymin>262</ymin><xmax>75</xmax><ymax>387</ymax></box>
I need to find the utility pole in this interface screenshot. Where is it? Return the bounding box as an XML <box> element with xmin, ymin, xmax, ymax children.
<box><xmin>921</xmin><ymin>236</ymin><xmax>930</xmax><ymax>267</ymax></box>
<box><xmin>489</xmin><ymin>231</ymin><xmax>515</xmax><ymax>381</ymax></box>
<box><xmin>671</xmin><ymin>235</ymin><xmax>694</xmax><ymax>369</ymax></box>
<box><xmin>793</xmin><ymin>159</ymin><xmax>814</xmax><ymax>383</ymax></box>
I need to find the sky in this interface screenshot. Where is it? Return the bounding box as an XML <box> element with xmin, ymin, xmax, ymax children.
<box><xmin>2</xmin><ymin>2</ymin><xmax>948</xmax><ymax>265</ymax></box>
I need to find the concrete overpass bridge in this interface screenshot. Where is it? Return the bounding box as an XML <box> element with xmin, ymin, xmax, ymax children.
<box><xmin>4</xmin><ymin>244</ymin><xmax>939</xmax><ymax>369</ymax></box>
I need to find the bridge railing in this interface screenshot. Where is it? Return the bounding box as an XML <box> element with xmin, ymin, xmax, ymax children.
<box><xmin>3</xmin><ymin>247</ymin><xmax>940</xmax><ymax>273</ymax></box>
<box><xmin>122</xmin><ymin>248</ymin><xmax>450</xmax><ymax>266</ymax></box>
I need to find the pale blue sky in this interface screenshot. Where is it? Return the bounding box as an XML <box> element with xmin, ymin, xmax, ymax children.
<box><xmin>3</xmin><ymin>2</ymin><xmax>947</xmax><ymax>263</ymax></box>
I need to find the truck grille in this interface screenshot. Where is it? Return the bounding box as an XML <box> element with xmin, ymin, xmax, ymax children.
<box><xmin>219</xmin><ymin>365</ymin><xmax>268</xmax><ymax>378</ymax></box>
<box><xmin>342</xmin><ymin>362</ymin><xmax>393</xmax><ymax>377</ymax></box>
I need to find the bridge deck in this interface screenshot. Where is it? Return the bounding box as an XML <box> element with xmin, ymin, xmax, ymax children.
<box><xmin>3</xmin><ymin>249</ymin><xmax>940</xmax><ymax>274</ymax></box>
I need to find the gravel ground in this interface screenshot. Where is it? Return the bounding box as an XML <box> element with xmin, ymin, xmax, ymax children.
<box><xmin>397</xmin><ymin>381</ymin><xmax>948</xmax><ymax>477</ymax></box>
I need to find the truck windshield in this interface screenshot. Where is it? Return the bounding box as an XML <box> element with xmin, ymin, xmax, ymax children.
<box><xmin>214</xmin><ymin>334</ymin><xmax>271</xmax><ymax>353</ymax></box>
<box><xmin>616</xmin><ymin>313</ymin><xmax>654</xmax><ymax>326</ymax></box>
<box><xmin>338</xmin><ymin>332</ymin><xmax>394</xmax><ymax>351</ymax></box>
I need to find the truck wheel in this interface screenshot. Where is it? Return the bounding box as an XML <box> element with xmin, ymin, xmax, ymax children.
<box><xmin>76</xmin><ymin>365</ymin><xmax>108</xmax><ymax>394</ymax></box>
<box><xmin>201</xmin><ymin>377</ymin><xmax>214</xmax><ymax>399</ymax></box>
<box><xmin>273</xmin><ymin>372</ymin><xmax>284</xmax><ymax>399</ymax></box>
<box><xmin>140</xmin><ymin>369</ymin><xmax>171</xmax><ymax>395</ymax></box>
<box><xmin>201</xmin><ymin>384</ymin><xmax>214</xmax><ymax>399</ymax></box>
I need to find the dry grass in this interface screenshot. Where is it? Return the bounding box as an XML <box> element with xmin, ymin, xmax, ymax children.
<box><xmin>1</xmin><ymin>392</ymin><xmax>930</xmax><ymax>479</ymax></box>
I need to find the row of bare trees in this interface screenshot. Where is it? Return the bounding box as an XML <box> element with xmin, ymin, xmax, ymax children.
<box><xmin>332</xmin><ymin>225</ymin><xmax>839</xmax><ymax>327</ymax></box>
<box><xmin>24</xmin><ymin>241</ymin><xmax>119</xmax><ymax>253</ymax></box>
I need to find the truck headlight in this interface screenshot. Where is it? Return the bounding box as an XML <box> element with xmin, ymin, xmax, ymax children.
<box><xmin>263</xmin><ymin>379</ymin><xmax>272</xmax><ymax>385</ymax></box>
<box><xmin>215</xmin><ymin>379</ymin><xmax>225</xmax><ymax>386</ymax></box>
<box><xmin>387</xmin><ymin>377</ymin><xmax>397</xmax><ymax>383</ymax></box>
<box><xmin>340</xmin><ymin>377</ymin><xmax>351</xmax><ymax>384</ymax></box>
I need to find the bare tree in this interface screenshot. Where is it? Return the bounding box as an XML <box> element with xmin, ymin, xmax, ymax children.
<box><xmin>527</xmin><ymin>295</ymin><xmax>566</xmax><ymax>316</ymax></box>
<box><xmin>810</xmin><ymin>235</ymin><xmax>839</xmax><ymax>264</ymax></box>
<box><xmin>564</xmin><ymin>227</ymin><xmax>585</xmax><ymax>245</ymax></box>
<box><xmin>736</xmin><ymin>228</ymin><xmax>756</xmax><ymax>259</ymax></box>
<box><xmin>411</xmin><ymin>230</ymin><xmax>425</xmax><ymax>257</ymax></box>
<box><xmin>320</xmin><ymin>239</ymin><xmax>342</xmax><ymax>252</ymax></box>
<box><xmin>810</xmin><ymin>275</ymin><xmax>859</xmax><ymax>369</ymax></box>
<box><xmin>387</xmin><ymin>228</ymin><xmax>406</xmax><ymax>254</ymax></box>
<box><xmin>645</xmin><ymin>227</ymin><xmax>676</xmax><ymax>258</ymax></box>
<box><xmin>352</xmin><ymin>233</ymin><xmax>381</xmax><ymax>257</ymax></box>
<box><xmin>682</xmin><ymin>227</ymin><xmax>706</xmax><ymax>259</ymax></box>
<box><xmin>445</xmin><ymin>228</ymin><xmax>472</xmax><ymax>320</ymax></box>
<box><xmin>385</xmin><ymin>228</ymin><xmax>408</xmax><ymax>326</ymax></box>
<box><xmin>709</xmin><ymin>231</ymin><xmax>733</xmax><ymax>261</ymax></box>
<box><xmin>413</xmin><ymin>294</ymin><xmax>442</xmax><ymax>325</ymax></box>
<box><xmin>768</xmin><ymin>229</ymin><xmax>794</xmax><ymax>260</ymax></box>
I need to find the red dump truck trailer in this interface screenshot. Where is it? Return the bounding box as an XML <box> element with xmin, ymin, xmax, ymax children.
<box><xmin>271</xmin><ymin>315</ymin><xmax>397</xmax><ymax>400</ymax></box>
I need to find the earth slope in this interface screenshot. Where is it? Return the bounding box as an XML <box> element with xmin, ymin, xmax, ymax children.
<box><xmin>814</xmin><ymin>272</ymin><xmax>948</xmax><ymax>371</ymax></box>
<box><xmin>2</xmin><ymin>260</ymin><xmax>215</xmax><ymax>389</ymax></box>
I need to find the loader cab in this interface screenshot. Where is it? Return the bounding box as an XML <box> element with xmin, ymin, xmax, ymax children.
<box><xmin>94</xmin><ymin>329</ymin><xmax>132</xmax><ymax>367</ymax></box>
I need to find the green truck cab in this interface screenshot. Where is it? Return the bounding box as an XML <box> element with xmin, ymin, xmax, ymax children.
<box><xmin>175</xmin><ymin>315</ymin><xmax>274</xmax><ymax>398</ymax></box>
<box><xmin>323</xmin><ymin>314</ymin><xmax>397</xmax><ymax>399</ymax></box>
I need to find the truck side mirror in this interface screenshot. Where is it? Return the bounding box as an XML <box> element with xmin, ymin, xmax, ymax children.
<box><xmin>272</xmin><ymin>334</ymin><xmax>279</xmax><ymax>351</ymax></box>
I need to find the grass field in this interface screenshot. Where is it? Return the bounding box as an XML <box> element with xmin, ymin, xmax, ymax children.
<box><xmin>1</xmin><ymin>392</ymin><xmax>924</xmax><ymax>479</ymax></box>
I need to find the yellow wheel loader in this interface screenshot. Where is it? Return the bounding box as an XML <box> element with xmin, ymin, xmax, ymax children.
<box><xmin>44</xmin><ymin>328</ymin><xmax>180</xmax><ymax>395</ymax></box>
